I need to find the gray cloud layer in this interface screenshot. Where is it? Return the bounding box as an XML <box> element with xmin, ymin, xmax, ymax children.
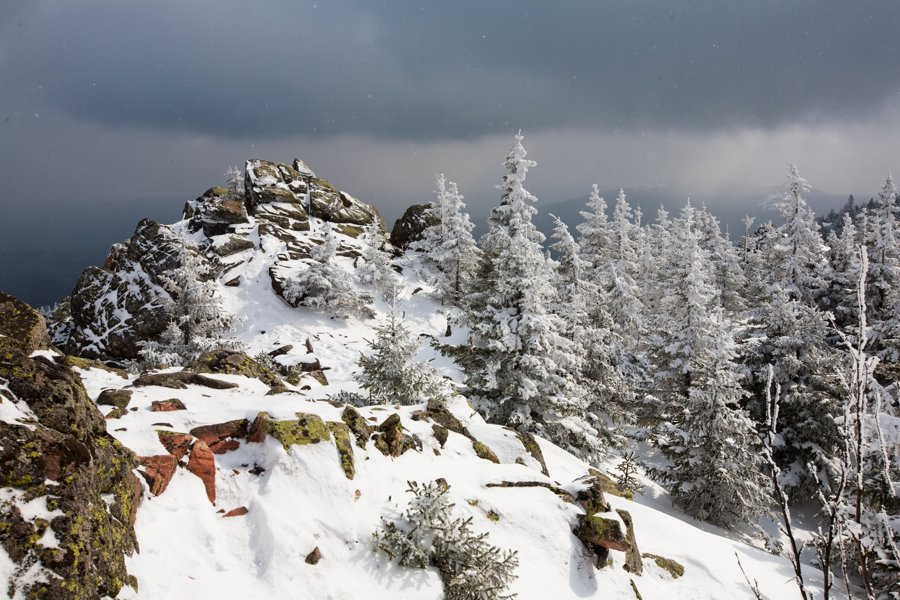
<box><xmin>3</xmin><ymin>0</ymin><xmax>899</xmax><ymax>139</ymax></box>
<box><xmin>1</xmin><ymin>1</ymin><xmax>899</xmax><ymax>307</ymax></box>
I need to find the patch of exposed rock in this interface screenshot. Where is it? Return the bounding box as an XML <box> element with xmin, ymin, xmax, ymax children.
<box><xmin>390</xmin><ymin>203</ymin><xmax>437</xmax><ymax>250</ymax></box>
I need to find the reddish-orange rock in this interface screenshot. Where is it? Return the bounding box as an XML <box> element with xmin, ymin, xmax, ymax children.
<box><xmin>190</xmin><ymin>419</ymin><xmax>249</xmax><ymax>445</ymax></box>
<box><xmin>139</xmin><ymin>454</ymin><xmax>178</xmax><ymax>496</ymax></box>
<box><xmin>157</xmin><ymin>431</ymin><xmax>194</xmax><ymax>461</ymax></box>
<box><xmin>150</xmin><ymin>398</ymin><xmax>187</xmax><ymax>412</ymax></box>
<box><xmin>222</xmin><ymin>506</ymin><xmax>249</xmax><ymax>518</ymax></box>
<box><xmin>186</xmin><ymin>441</ymin><xmax>216</xmax><ymax>504</ymax></box>
<box><xmin>209</xmin><ymin>439</ymin><xmax>241</xmax><ymax>454</ymax></box>
<box><xmin>246</xmin><ymin>412</ymin><xmax>270</xmax><ymax>443</ymax></box>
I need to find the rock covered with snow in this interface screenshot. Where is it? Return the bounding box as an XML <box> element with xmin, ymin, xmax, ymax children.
<box><xmin>59</xmin><ymin>158</ymin><xmax>390</xmax><ymax>360</ymax></box>
<box><xmin>65</xmin><ymin>218</ymin><xmax>212</xmax><ymax>359</ymax></box>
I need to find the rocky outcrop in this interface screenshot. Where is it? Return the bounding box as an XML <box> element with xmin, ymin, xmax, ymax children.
<box><xmin>97</xmin><ymin>388</ymin><xmax>132</xmax><ymax>410</ymax></box>
<box><xmin>185</xmin><ymin>187</ymin><xmax>249</xmax><ymax>237</ymax></box>
<box><xmin>65</xmin><ymin>219</ymin><xmax>213</xmax><ymax>359</ymax></box>
<box><xmin>390</xmin><ymin>203</ymin><xmax>437</xmax><ymax>250</ymax></box>
<box><xmin>0</xmin><ymin>293</ymin><xmax>140</xmax><ymax>599</ymax></box>
<box><xmin>57</xmin><ymin>157</ymin><xmax>392</xmax><ymax>360</ymax></box>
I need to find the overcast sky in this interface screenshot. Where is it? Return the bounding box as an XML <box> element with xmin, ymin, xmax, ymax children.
<box><xmin>2</xmin><ymin>0</ymin><xmax>899</xmax><ymax>305</ymax></box>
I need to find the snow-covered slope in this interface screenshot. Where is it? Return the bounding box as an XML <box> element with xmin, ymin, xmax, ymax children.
<box><xmin>71</xmin><ymin>228</ymin><xmax>827</xmax><ymax>600</ymax></box>
<box><xmin>10</xmin><ymin>158</ymin><xmax>838</xmax><ymax>599</ymax></box>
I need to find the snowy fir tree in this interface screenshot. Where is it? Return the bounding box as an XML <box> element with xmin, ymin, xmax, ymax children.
<box><xmin>283</xmin><ymin>225</ymin><xmax>373</xmax><ymax>318</ymax></box>
<box><xmin>141</xmin><ymin>232</ymin><xmax>236</xmax><ymax>365</ymax></box>
<box><xmin>576</xmin><ymin>183</ymin><xmax>612</xmax><ymax>272</ymax></box>
<box><xmin>415</xmin><ymin>174</ymin><xmax>479</xmax><ymax>303</ymax></box>
<box><xmin>770</xmin><ymin>164</ymin><xmax>830</xmax><ymax>303</ymax></box>
<box><xmin>646</xmin><ymin>202</ymin><xmax>768</xmax><ymax>526</ymax></box>
<box><xmin>374</xmin><ymin>481</ymin><xmax>518</xmax><ymax>600</ymax></box>
<box><xmin>549</xmin><ymin>215</ymin><xmax>632</xmax><ymax>446</ymax></box>
<box><xmin>356</xmin><ymin>223</ymin><xmax>399</xmax><ymax>299</ymax></box>
<box><xmin>464</xmin><ymin>133</ymin><xmax>598</xmax><ymax>456</ymax></box>
<box><xmin>357</xmin><ymin>306</ymin><xmax>441</xmax><ymax>405</ymax></box>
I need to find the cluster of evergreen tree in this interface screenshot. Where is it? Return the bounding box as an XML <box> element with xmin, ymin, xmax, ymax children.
<box><xmin>406</xmin><ymin>135</ymin><xmax>897</xmax><ymax>596</ymax></box>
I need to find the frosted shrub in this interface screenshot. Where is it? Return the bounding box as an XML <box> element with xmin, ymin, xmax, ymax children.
<box><xmin>374</xmin><ymin>481</ymin><xmax>518</xmax><ymax>600</ymax></box>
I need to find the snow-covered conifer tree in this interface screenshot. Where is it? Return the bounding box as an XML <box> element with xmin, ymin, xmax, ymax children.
<box><xmin>141</xmin><ymin>234</ymin><xmax>237</xmax><ymax>365</ymax></box>
<box><xmin>549</xmin><ymin>215</ymin><xmax>630</xmax><ymax>445</ymax></box>
<box><xmin>770</xmin><ymin>164</ymin><xmax>830</xmax><ymax>303</ymax></box>
<box><xmin>357</xmin><ymin>307</ymin><xmax>440</xmax><ymax>405</ymax></box>
<box><xmin>356</xmin><ymin>223</ymin><xmax>399</xmax><ymax>300</ymax></box>
<box><xmin>283</xmin><ymin>226</ymin><xmax>373</xmax><ymax>318</ymax></box>
<box><xmin>576</xmin><ymin>184</ymin><xmax>612</xmax><ymax>272</ymax></box>
<box><xmin>225</xmin><ymin>165</ymin><xmax>245</xmax><ymax>200</ymax></box>
<box><xmin>648</xmin><ymin>202</ymin><xmax>768</xmax><ymax>525</ymax></box>
<box><xmin>416</xmin><ymin>175</ymin><xmax>479</xmax><ymax>303</ymax></box>
<box><xmin>465</xmin><ymin>133</ymin><xmax>597</xmax><ymax>456</ymax></box>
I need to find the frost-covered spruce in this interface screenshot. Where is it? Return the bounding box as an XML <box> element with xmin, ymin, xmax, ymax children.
<box><xmin>549</xmin><ymin>215</ymin><xmax>632</xmax><ymax>446</ymax></box>
<box><xmin>648</xmin><ymin>202</ymin><xmax>768</xmax><ymax>526</ymax></box>
<box><xmin>770</xmin><ymin>164</ymin><xmax>830</xmax><ymax>304</ymax></box>
<box><xmin>283</xmin><ymin>225</ymin><xmax>373</xmax><ymax>318</ymax></box>
<box><xmin>374</xmin><ymin>481</ymin><xmax>518</xmax><ymax>600</ymax></box>
<box><xmin>357</xmin><ymin>307</ymin><xmax>441</xmax><ymax>405</ymax></box>
<box><xmin>415</xmin><ymin>174</ymin><xmax>479</xmax><ymax>303</ymax></box>
<box><xmin>356</xmin><ymin>223</ymin><xmax>399</xmax><ymax>299</ymax></box>
<box><xmin>465</xmin><ymin>133</ymin><xmax>597</xmax><ymax>456</ymax></box>
<box><xmin>140</xmin><ymin>232</ymin><xmax>236</xmax><ymax>365</ymax></box>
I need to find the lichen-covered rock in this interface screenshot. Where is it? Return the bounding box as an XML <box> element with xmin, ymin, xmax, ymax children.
<box><xmin>267</xmin><ymin>413</ymin><xmax>330</xmax><ymax>449</ymax></box>
<box><xmin>0</xmin><ymin>293</ymin><xmax>139</xmax><ymax>599</ymax></box>
<box><xmin>515</xmin><ymin>430</ymin><xmax>550</xmax><ymax>477</ymax></box>
<box><xmin>616</xmin><ymin>509</ymin><xmax>643</xmax><ymax>575</ymax></box>
<box><xmin>575</xmin><ymin>513</ymin><xmax>629</xmax><ymax>553</ymax></box>
<box><xmin>327</xmin><ymin>422</ymin><xmax>355</xmax><ymax>480</ymax></box>
<box><xmin>340</xmin><ymin>406</ymin><xmax>372</xmax><ymax>449</ymax></box>
<box><xmin>211</xmin><ymin>234</ymin><xmax>255</xmax><ymax>257</ymax></box>
<box><xmin>188</xmin><ymin>349</ymin><xmax>283</xmax><ymax>388</ymax></box>
<box><xmin>472</xmin><ymin>440</ymin><xmax>500</xmax><ymax>464</ymax></box>
<box><xmin>587</xmin><ymin>467</ymin><xmax>634</xmax><ymax>500</ymax></box>
<box><xmin>576</xmin><ymin>478</ymin><xmax>611</xmax><ymax>516</ymax></box>
<box><xmin>432</xmin><ymin>424</ymin><xmax>449</xmax><ymax>447</ymax></box>
<box><xmin>372</xmin><ymin>413</ymin><xmax>421</xmax><ymax>458</ymax></box>
<box><xmin>390</xmin><ymin>203</ymin><xmax>438</xmax><ymax>250</ymax></box>
<box><xmin>157</xmin><ymin>431</ymin><xmax>193</xmax><ymax>460</ymax></box>
<box><xmin>0</xmin><ymin>291</ymin><xmax>49</xmax><ymax>356</ymax></box>
<box><xmin>642</xmin><ymin>553</ymin><xmax>684</xmax><ymax>578</ymax></box>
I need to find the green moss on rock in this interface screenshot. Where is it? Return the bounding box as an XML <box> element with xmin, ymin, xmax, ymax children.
<box><xmin>642</xmin><ymin>553</ymin><xmax>685</xmax><ymax>578</ymax></box>
<box><xmin>472</xmin><ymin>441</ymin><xmax>499</xmax><ymax>464</ymax></box>
<box><xmin>268</xmin><ymin>413</ymin><xmax>330</xmax><ymax>449</ymax></box>
<box><xmin>326</xmin><ymin>422</ymin><xmax>355</xmax><ymax>480</ymax></box>
<box><xmin>340</xmin><ymin>406</ymin><xmax>372</xmax><ymax>449</ymax></box>
<box><xmin>588</xmin><ymin>467</ymin><xmax>634</xmax><ymax>500</ymax></box>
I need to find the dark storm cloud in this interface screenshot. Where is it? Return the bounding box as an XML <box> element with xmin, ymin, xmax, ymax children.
<box><xmin>2</xmin><ymin>0</ymin><xmax>898</xmax><ymax>140</ymax></box>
